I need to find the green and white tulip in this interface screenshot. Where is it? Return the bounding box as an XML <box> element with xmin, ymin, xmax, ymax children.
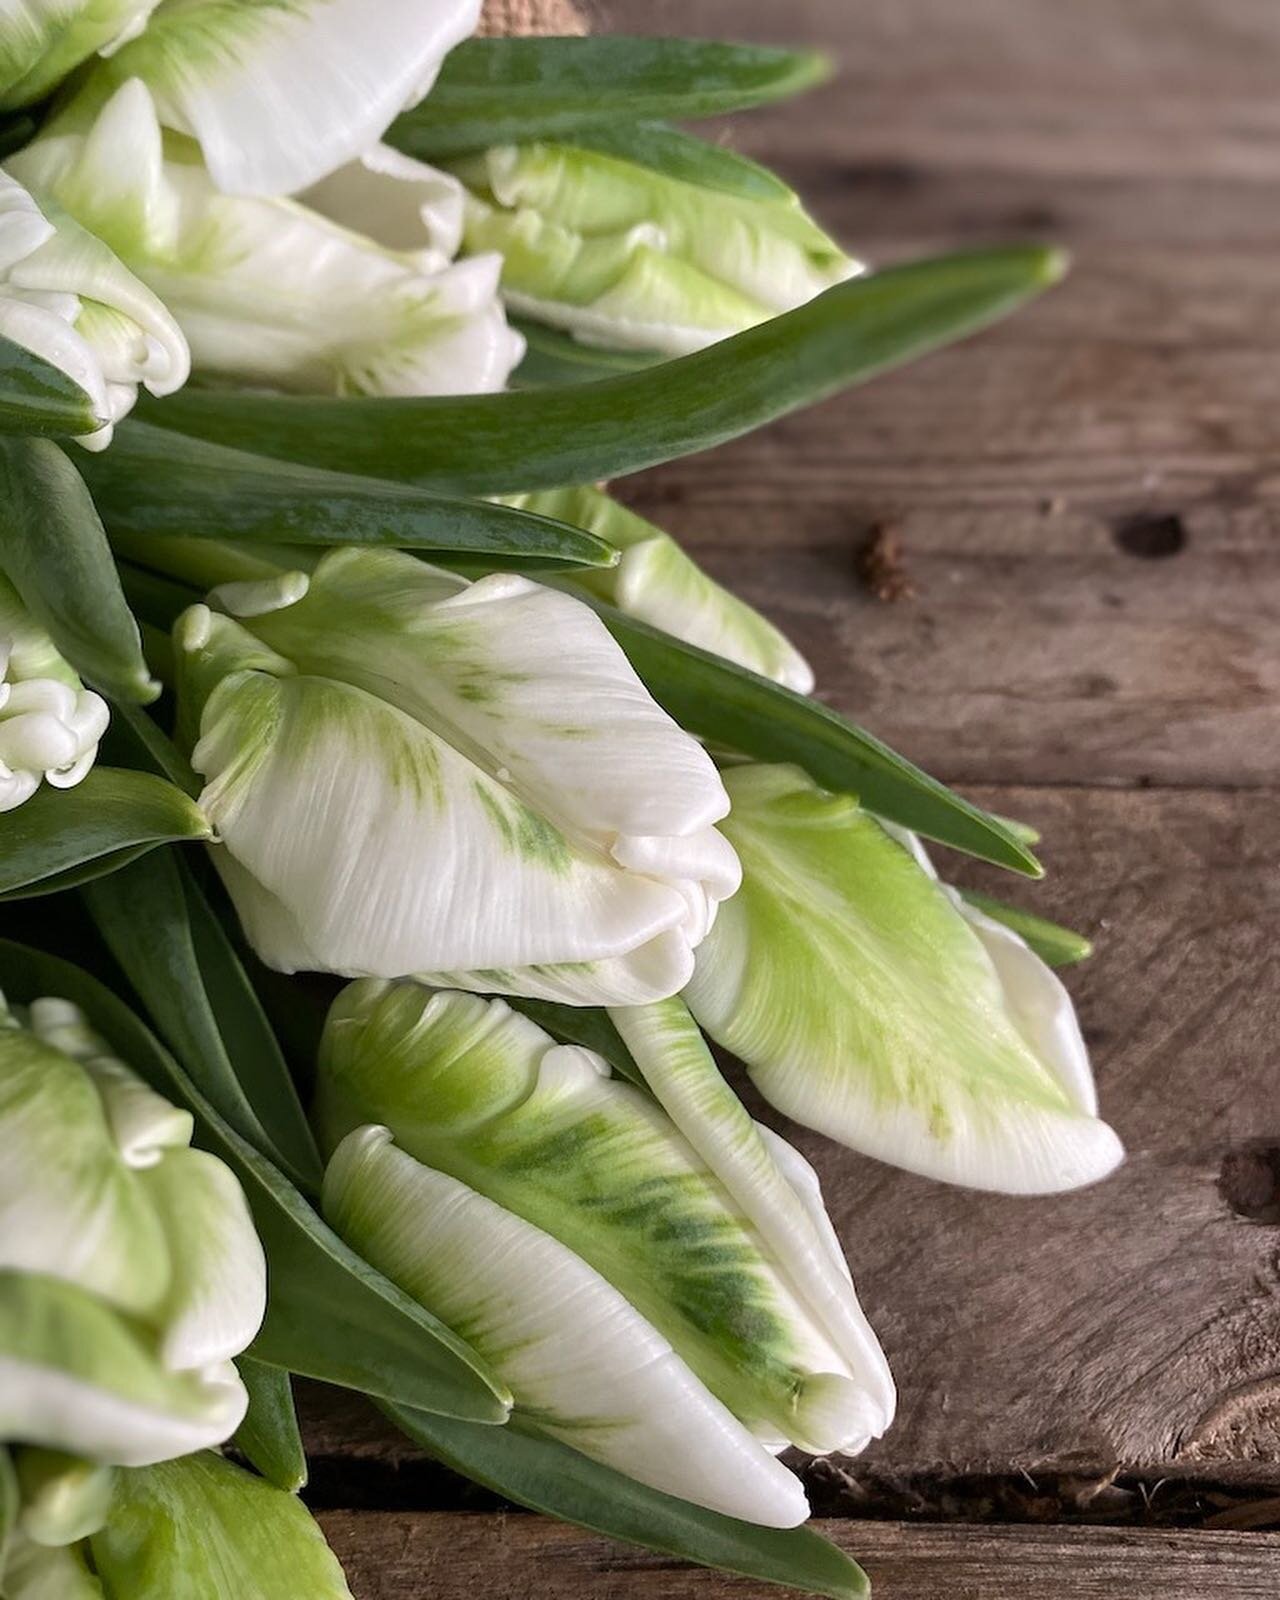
<box><xmin>0</xmin><ymin>166</ymin><xmax>188</xmax><ymax>448</ymax></box>
<box><xmin>0</xmin><ymin>993</ymin><xmax>265</xmax><ymax>1465</ymax></box>
<box><xmin>1</xmin><ymin>1449</ymin><xmax>352</xmax><ymax>1600</ymax></box>
<box><xmin>96</xmin><ymin>0</ymin><xmax>481</xmax><ymax>197</ymax></box>
<box><xmin>507</xmin><ymin>485</ymin><xmax>815</xmax><ymax>691</ymax></box>
<box><xmin>315</xmin><ymin>982</ymin><xmax>894</xmax><ymax>1528</ymax></box>
<box><xmin>685</xmin><ymin>763</ymin><xmax>1125</xmax><ymax>1194</ymax></box>
<box><xmin>0</xmin><ymin>0</ymin><xmax>160</xmax><ymax>110</ymax></box>
<box><xmin>173</xmin><ymin>548</ymin><xmax>740</xmax><ymax>1006</ymax></box>
<box><xmin>452</xmin><ymin>140</ymin><xmax>860</xmax><ymax>355</ymax></box>
<box><xmin>10</xmin><ymin>80</ymin><xmax>522</xmax><ymax>399</ymax></box>
<box><xmin>0</xmin><ymin>572</ymin><xmax>108</xmax><ymax>811</ymax></box>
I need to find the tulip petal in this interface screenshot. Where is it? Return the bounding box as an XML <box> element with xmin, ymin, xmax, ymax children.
<box><xmin>325</xmin><ymin>1126</ymin><xmax>810</xmax><ymax>1528</ymax></box>
<box><xmin>510</xmin><ymin>486</ymin><xmax>814</xmax><ymax>692</ymax></box>
<box><xmin>2</xmin><ymin>1532</ymin><xmax>105</xmax><ymax>1599</ymax></box>
<box><xmin>0</xmin><ymin>1272</ymin><xmax>248</xmax><ymax>1466</ymax></box>
<box><xmin>315</xmin><ymin>983</ymin><xmax>881</xmax><ymax>1451</ymax></box>
<box><xmin>0</xmin><ymin>0</ymin><xmax>161</xmax><ymax>109</ymax></box>
<box><xmin>105</xmin><ymin>0</ymin><xmax>482</xmax><ymax>196</ymax></box>
<box><xmin>182</xmin><ymin>609</ymin><xmax>700</xmax><ymax>988</ymax></box>
<box><xmin>90</xmin><ymin>1450</ymin><xmax>352</xmax><ymax>1599</ymax></box>
<box><xmin>14</xmin><ymin>1448</ymin><xmax>116</xmax><ymax>1547</ymax></box>
<box><xmin>302</xmin><ymin>143</ymin><xmax>466</xmax><ymax>271</ymax></box>
<box><xmin>686</xmin><ymin>765</ymin><xmax>1125</xmax><ymax>1195</ymax></box>
<box><xmin>609</xmin><ymin>999</ymin><xmax>895</xmax><ymax>1454</ymax></box>
<box><xmin>141</xmin><ymin>1148</ymin><xmax>267</xmax><ymax>1372</ymax></box>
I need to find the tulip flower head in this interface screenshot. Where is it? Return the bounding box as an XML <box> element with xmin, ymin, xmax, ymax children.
<box><xmin>452</xmin><ymin>140</ymin><xmax>861</xmax><ymax>355</ymax></box>
<box><xmin>0</xmin><ymin>167</ymin><xmax>188</xmax><ymax>447</ymax></box>
<box><xmin>315</xmin><ymin>982</ymin><xmax>894</xmax><ymax>1528</ymax></box>
<box><xmin>0</xmin><ymin>993</ymin><xmax>265</xmax><ymax>1466</ymax></box>
<box><xmin>173</xmin><ymin>548</ymin><xmax>740</xmax><ymax>1006</ymax></box>
<box><xmin>685</xmin><ymin>763</ymin><xmax>1125</xmax><ymax>1194</ymax></box>
<box><xmin>0</xmin><ymin>572</ymin><xmax>109</xmax><ymax>812</ymax></box>
<box><xmin>507</xmin><ymin>485</ymin><xmax>815</xmax><ymax>692</ymax></box>
<box><xmin>10</xmin><ymin>80</ymin><xmax>522</xmax><ymax>400</ymax></box>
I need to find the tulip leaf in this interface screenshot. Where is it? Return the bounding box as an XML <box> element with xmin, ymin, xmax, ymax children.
<box><xmin>140</xmin><ymin>248</ymin><xmax>1066</xmax><ymax>495</ymax></box>
<box><xmin>83</xmin><ymin>850</ymin><xmax>325</xmax><ymax>1195</ymax></box>
<box><xmin>508</xmin><ymin>998</ymin><xmax>644</xmax><ymax>1086</ymax></box>
<box><xmin>390</xmin><ymin>37</ymin><xmax>829</xmax><ymax>158</ymax></box>
<box><xmin>0</xmin><ymin>768</ymin><xmax>212</xmax><ymax>900</ymax></box>
<box><xmin>0</xmin><ymin>940</ymin><xmax>512</xmax><ymax>1425</ymax></box>
<box><xmin>959</xmin><ymin>890</ymin><xmax>1094</xmax><ymax>967</ymax></box>
<box><xmin>233</xmin><ymin>1357</ymin><xmax>307</xmax><ymax>1492</ymax></box>
<box><xmin>85</xmin><ymin>425</ymin><xmax>618</xmax><ymax>571</ymax></box>
<box><xmin>0</xmin><ymin>334</ymin><xmax>102</xmax><ymax>439</ymax></box>
<box><xmin>0</xmin><ymin>1444</ymin><xmax>16</xmax><ymax>1560</ymax></box>
<box><xmin>563</xmin><ymin>122</ymin><xmax>795</xmax><ymax>202</ymax></box>
<box><xmin>589</xmin><ymin>604</ymin><xmax>1041</xmax><ymax>876</ymax></box>
<box><xmin>0</xmin><ymin>438</ymin><xmax>158</xmax><ymax>702</ymax></box>
<box><xmin>102</xmin><ymin>698</ymin><xmax>200</xmax><ymax>797</ymax></box>
<box><xmin>387</xmin><ymin>1406</ymin><xmax>868</xmax><ymax>1600</ymax></box>
<box><xmin>511</xmin><ymin>319</ymin><xmax>663</xmax><ymax>389</ymax></box>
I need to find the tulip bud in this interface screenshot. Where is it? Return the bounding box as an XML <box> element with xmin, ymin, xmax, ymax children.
<box><xmin>96</xmin><ymin>0</ymin><xmax>481</xmax><ymax>198</ymax></box>
<box><xmin>0</xmin><ymin>168</ymin><xmax>188</xmax><ymax>448</ymax></box>
<box><xmin>173</xmin><ymin>547</ymin><xmax>740</xmax><ymax>1007</ymax></box>
<box><xmin>0</xmin><ymin>993</ymin><xmax>266</xmax><ymax>1466</ymax></box>
<box><xmin>0</xmin><ymin>1</ymin><xmax>160</xmax><ymax>110</ymax></box>
<box><xmin>450</xmin><ymin>140</ymin><xmax>860</xmax><ymax>355</ymax></box>
<box><xmin>684</xmin><ymin>763</ymin><xmax>1125</xmax><ymax>1194</ymax></box>
<box><xmin>506</xmin><ymin>485</ymin><xmax>815</xmax><ymax>691</ymax></box>
<box><xmin>9</xmin><ymin>80</ymin><xmax>523</xmax><ymax>400</ymax></box>
<box><xmin>0</xmin><ymin>573</ymin><xmax>108</xmax><ymax>811</ymax></box>
<box><xmin>315</xmin><ymin>981</ymin><xmax>894</xmax><ymax>1528</ymax></box>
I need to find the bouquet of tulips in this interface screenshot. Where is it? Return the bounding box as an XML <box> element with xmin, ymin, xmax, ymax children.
<box><xmin>0</xmin><ymin>3</ymin><xmax>1122</xmax><ymax>1596</ymax></box>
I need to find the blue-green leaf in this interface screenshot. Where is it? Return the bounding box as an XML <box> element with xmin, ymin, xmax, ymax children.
<box><xmin>0</xmin><ymin>335</ymin><xmax>101</xmax><ymax>438</ymax></box>
<box><xmin>960</xmin><ymin>891</ymin><xmax>1094</xmax><ymax>966</ymax></box>
<box><xmin>233</xmin><ymin>1357</ymin><xmax>307</xmax><ymax>1492</ymax></box>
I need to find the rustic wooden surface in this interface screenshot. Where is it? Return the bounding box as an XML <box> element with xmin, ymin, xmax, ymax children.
<box><xmin>306</xmin><ymin>1</ymin><xmax>1280</xmax><ymax>1593</ymax></box>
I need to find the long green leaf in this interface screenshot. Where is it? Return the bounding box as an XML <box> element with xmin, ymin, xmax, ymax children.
<box><xmin>0</xmin><ymin>940</ymin><xmax>511</xmax><ymax>1424</ymax></box>
<box><xmin>233</xmin><ymin>1358</ymin><xmax>307</xmax><ymax>1492</ymax></box>
<box><xmin>0</xmin><ymin>768</ymin><xmax>211</xmax><ymax>900</ymax></box>
<box><xmin>84</xmin><ymin>425</ymin><xmax>617</xmax><ymax>571</ymax></box>
<box><xmin>83</xmin><ymin>851</ymin><xmax>324</xmax><ymax>1195</ymax></box>
<box><xmin>387</xmin><ymin>1406</ymin><xmax>867</xmax><ymax>1600</ymax></box>
<box><xmin>390</xmin><ymin>36</ymin><xmax>829</xmax><ymax>158</ymax></box>
<box><xmin>0</xmin><ymin>438</ymin><xmax>157</xmax><ymax>701</ymax></box>
<box><xmin>591</xmin><ymin>604</ymin><xmax>1041</xmax><ymax>876</ymax></box>
<box><xmin>139</xmin><ymin>248</ymin><xmax>1065</xmax><ymax>496</ymax></box>
<box><xmin>0</xmin><ymin>334</ymin><xmax>101</xmax><ymax>438</ymax></box>
<box><xmin>959</xmin><ymin>890</ymin><xmax>1094</xmax><ymax>966</ymax></box>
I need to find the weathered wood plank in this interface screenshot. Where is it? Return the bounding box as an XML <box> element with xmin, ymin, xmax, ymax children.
<box><xmin>298</xmin><ymin>784</ymin><xmax>1280</xmax><ymax>1486</ymax></box>
<box><xmin>318</xmin><ymin>1512</ymin><xmax>1280</xmax><ymax>1598</ymax></box>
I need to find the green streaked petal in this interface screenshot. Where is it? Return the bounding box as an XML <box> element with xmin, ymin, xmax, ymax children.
<box><xmin>14</xmin><ymin>1449</ymin><xmax>115</xmax><ymax>1547</ymax></box>
<box><xmin>324</xmin><ymin>1126</ymin><xmax>809</xmax><ymax>1528</ymax></box>
<box><xmin>0</xmin><ymin>0</ymin><xmax>161</xmax><ymax>109</ymax></box>
<box><xmin>686</xmin><ymin>764</ymin><xmax>1124</xmax><ymax>1194</ymax></box>
<box><xmin>90</xmin><ymin>1451</ymin><xmax>352</xmax><ymax>1600</ymax></box>
<box><xmin>2</xmin><ymin>1532</ymin><xmax>104</xmax><ymax>1599</ymax></box>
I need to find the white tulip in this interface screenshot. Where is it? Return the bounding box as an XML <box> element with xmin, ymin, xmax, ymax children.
<box><xmin>0</xmin><ymin>166</ymin><xmax>187</xmax><ymax>448</ymax></box>
<box><xmin>10</xmin><ymin>80</ymin><xmax>522</xmax><ymax>398</ymax></box>
<box><xmin>316</xmin><ymin>982</ymin><xmax>895</xmax><ymax>1528</ymax></box>
<box><xmin>174</xmin><ymin>549</ymin><xmax>740</xmax><ymax>1007</ymax></box>
<box><xmin>0</xmin><ymin>993</ymin><xmax>265</xmax><ymax>1466</ymax></box>
<box><xmin>0</xmin><ymin>572</ymin><xmax>108</xmax><ymax>811</ymax></box>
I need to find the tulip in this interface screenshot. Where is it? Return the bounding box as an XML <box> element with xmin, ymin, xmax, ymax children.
<box><xmin>0</xmin><ymin>572</ymin><xmax>109</xmax><ymax>811</ymax></box>
<box><xmin>450</xmin><ymin>139</ymin><xmax>860</xmax><ymax>355</ymax></box>
<box><xmin>0</xmin><ymin>166</ymin><xmax>188</xmax><ymax>448</ymax></box>
<box><xmin>507</xmin><ymin>485</ymin><xmax>815</xmax><ymax>691</ymax></box>
<box><xmin>684</xmin><ymin>763</ymin><xmax>1125</xmax><ymax>1194</ymax></box>
<box><xmin>172</xmin><ymin>548</ymin><xmax>740</xmax><ymax>1007</ymax></box>
<box><xmin>0</xmin><ymin>1</ymin><xmax>160</xmax><ymax>110</ymax></box>
<box><xmin>315</xmin><ymin>981</ymin><xmax>894</xmax><ymax>1528</ymax></box>
<box><xmin>96</xmin><ymin>0</ymin><xmax>481</xmax><ymax>197</ymax></box>
<box><xmin>0</xmin><ymin>992</ymin><xmax>265</xmax><ymax>1466</ymax></box>
<box><xmin>9</xmin><ymin>80</ymin><xmax>523</xmax><ymax>400</ymax></box>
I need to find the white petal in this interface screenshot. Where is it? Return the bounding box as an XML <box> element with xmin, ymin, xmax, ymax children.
<box><xmin>108</xmin><ymin>0</ymin><xmax>482</xmax><ymax>196</ymax></box>
<box><xmin>141</xmin><ymin>1147</ymin><xmax>267</xmax><ymax>1370</ymax></box>
<box><xmin>302</xmin><ymin>143</ymin><xmax>466</xmax><ymax>270</ymax></box>
<box><xmin>324</xmin><ymin>1126</ymin><xmax>810</xmax><ymax>1528</ymax></box>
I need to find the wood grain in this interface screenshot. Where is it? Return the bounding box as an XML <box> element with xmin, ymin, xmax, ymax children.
<box><xmin>319</xmin><ymin>1512</ymin><xmax>1280</xmax><ymax>1599</ymax></box>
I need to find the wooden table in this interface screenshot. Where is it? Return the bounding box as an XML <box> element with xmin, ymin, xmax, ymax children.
<box><xmin>309</xmin><ymin>3</ymin><xmax>1280</xmax><ymax>1593</ymax></box>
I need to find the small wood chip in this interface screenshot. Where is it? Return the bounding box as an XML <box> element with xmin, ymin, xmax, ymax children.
<box><xmin>857</xmin><ymin>522</ymin><xmax>917</xmax><ymax>602</ymax></box>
